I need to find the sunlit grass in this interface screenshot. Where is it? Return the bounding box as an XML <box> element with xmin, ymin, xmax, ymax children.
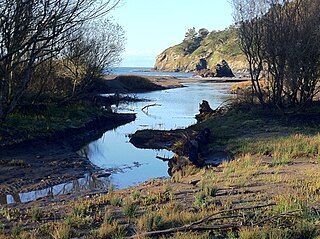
<box><xmin>235</xmin><ymin>134</ymin><xmax>320</xmax><ymax>162</ymax></box>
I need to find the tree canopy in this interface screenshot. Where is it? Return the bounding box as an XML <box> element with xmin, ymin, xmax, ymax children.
<box><xmin>0</xmin><ymin>0</ymin><xmax>123</xmax><ymax>120</ymax></box>
<box><xmin>232</xmin><ymin>0</ymin><xmax>320</xmax><ymax>108</ymax></box>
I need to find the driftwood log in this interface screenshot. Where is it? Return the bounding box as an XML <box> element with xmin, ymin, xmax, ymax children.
<box><xmin>126</xmin><ymin>203</ymin><xmax>277</xmax><ymax>238</ymax></box>
<box><xmin>196</xmin><ymin>100</ymin><xmax>214</xmax><ymax>122</ymax></box>
<box><xmin>141</xmin><ymin>103</ymin><xmax>161</xmax><ymax>111</ymax></box>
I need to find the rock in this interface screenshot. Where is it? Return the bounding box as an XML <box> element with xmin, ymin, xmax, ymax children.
<box><xmin>215</xmin><ymin>60</ymin><xmax>235</xmax><ymax>77</ymax></box>
<box><xmin>197</xmin><ymin>69</ymin><xmax>215</xmax><ymax>77</ymax></box>
<box><xmin>196</xmin><ymin>58</ymin><xmax>208</xmax><ymax>71</ymax></box>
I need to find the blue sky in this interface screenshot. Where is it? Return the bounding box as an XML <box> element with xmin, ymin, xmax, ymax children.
<box><xmin>110</xmin><ymin>0</ymin><xmax>234</xmax><ymax>67</ymax></box>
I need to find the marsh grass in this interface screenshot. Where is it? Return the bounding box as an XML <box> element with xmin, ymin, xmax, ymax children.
<box><xmin>160</xmin><ymin>232</ymin><xmax>211</xmax><ymax>239</ymax></box>
<box><xmin>133</xmin><ymin>189</ymin><xmax>172</xmax><ymax>206</ymax></box>
<box><xmin>122</xmin><ymin>200</ymin><xmax>138</xmax><ymax>219</ymax></box>
<box><xmin>50</xmin><ymin>223</ymin><xmax>72</xmax><ymax>239</ymax></box>
<box><xmin>192</xmin><ymin>103</ymin><xmax>320</xmax><ymax>159</ymax></box>
<box><xmin>115</xmin><ymin>75</ymin><xmax>165</xmax><ymax>91</ymax></box>
<box><xmin>220</xmin><ymin>155</ymin><xmax>264</xmax><ymax>188</ymax></box>
<box><xmin>96</xmin><ymin>221</ymin><xmax>125</xmax><ymax>239</ymax></box>
<box><xmin>136</xmin><ymin>212</ymin><xmax>165</xmax><ymax>231</ymax></box>
<box><xmin>236</xmin><ymin>134</ymin><xmax>320</xmax><ymax>164</ymax></box>
<box><xmin>171</xmin><ymin>165</ymin><xmax>203</xmax><ymax>182</ymax></box>
<box><xmin>110</xmin><ymin>195</ymin><xmax>123</xmax><ymax>207</ymax></box>
<box><xmin>194</xmin><ymin>191</ymin><xmax>209</xmax><ymax>208</ymax></box>
<box><xmin>135</xmin><ymin>201</ymin><xmax>202</xmax><ymax>233</ymax></box>
<box><xmin>238</xmin><ymin>221</ymin><xmax>318</xmax><ymax>239</ymax></box>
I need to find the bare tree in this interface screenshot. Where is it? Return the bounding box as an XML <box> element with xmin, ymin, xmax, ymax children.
<box><xmin>232</xmin><ymin>0</ymin><xmax>320</xmax><ymax>108</ymax></box>
<box><xmin>61</xmin><ymin>18</ymin><xmax>125</xmax><ymax>99</ymax></box>
<box><xmin>232</xmin><ymin>0</ymin><xmax>270</xmax><ymax>105</ymax></box>
<box><xmin>0</xmin><ymin>0</ymin><xmax>120</xmax><ymax>120</ymax></box>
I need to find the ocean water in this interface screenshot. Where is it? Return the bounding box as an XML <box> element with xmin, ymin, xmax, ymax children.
<box><xmin>109</xmin><ymin>67</ymin><xmax>194</xmax><ymax>78</ymax></box>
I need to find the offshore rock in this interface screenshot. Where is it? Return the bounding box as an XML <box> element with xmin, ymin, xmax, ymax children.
<box><xmin>215</xmin><ymin>60</ymin><xmax>235</xmax><ymax>77</ymax></box>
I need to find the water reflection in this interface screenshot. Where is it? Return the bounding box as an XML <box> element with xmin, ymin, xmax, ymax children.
<box><xmin>1</xmin><ymin>82</ymin><xmax>233</xmax><ymax>204</ymax></box>
<box><xmin>0</xmin><ymin>173</ymin><xmax>110</xmax><ymax>205</ymax></box>
<box><xmin>86</xmin><ymin>82</ymin><xmax>232</xmax><ymax>189</ymax></box>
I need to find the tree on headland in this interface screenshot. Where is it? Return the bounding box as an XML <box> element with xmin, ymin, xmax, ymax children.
<box><xmin>184</xmin><ymin>27</ymin><xmax>197</xmax><ymax>41</ymax></box>
<box><xmin>232</xmin><ymin>0</ymin><xmax>320</xmax><ymax>108</ymax></box>
<box><xmin>183</xmin><ymin>27</ymin><xmax>205</xmax><ymax>54</ymax></box>
<box><xmin>198</xmin><ymin>28</ymin><xmax>209</xmax><ymax>39</ymax></box>
<box><xmin>0</xmin><ymin>0</ymin><xmax>122</xmax><ymax>121</ymax></box>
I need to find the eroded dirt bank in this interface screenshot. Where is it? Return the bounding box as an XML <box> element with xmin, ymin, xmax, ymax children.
<box><xmin>0</xmin><ymin>113</ymin><xmax>135</xmax><ymax>199</ymax></box>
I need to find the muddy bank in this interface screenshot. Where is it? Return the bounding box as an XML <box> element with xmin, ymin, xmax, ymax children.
<box><xmin>0</xmin><ymin>112</ymin><xmax>135</xmax><ymax>198</ymax></box>
<box><xmin>96</xmin><ymin>75</ymin><xmax>184</xmax><ymax>93</ymax></box>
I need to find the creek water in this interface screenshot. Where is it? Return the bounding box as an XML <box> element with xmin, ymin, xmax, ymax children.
<box><xmin>1</xmin><ymin>79</ymin><xmax>233</xmax><ymax>204</ymax></box>
<box><xmin>81</xmin><ymin>82</ymin><xmax>232</xmax><ymax>189</ymax></box>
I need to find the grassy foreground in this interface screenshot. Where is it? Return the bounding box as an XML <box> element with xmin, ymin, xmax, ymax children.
<box><xmin>0</xmin><ymin>103</ymin><xmax>319</xmax><ymax>238</ymax></box>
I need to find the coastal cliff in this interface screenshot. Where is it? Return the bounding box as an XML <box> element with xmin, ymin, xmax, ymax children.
<box><xmin>154</xmin><ymin>26</ymin><xmax>247</xmax><ymax>73</ymax></box>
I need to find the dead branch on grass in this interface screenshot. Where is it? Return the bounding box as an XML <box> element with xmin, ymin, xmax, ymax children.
<box><xmin>127</xmin><ymin>203</ymin><xmax>276</xmax><ymax>238</ymax></box>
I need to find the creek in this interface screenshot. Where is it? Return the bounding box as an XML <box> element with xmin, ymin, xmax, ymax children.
<box><xmin>81</xmin><ymin>81</ymin><xmax>233</xmax><ymax>188</ymax></box>
<box><xmin>1</xmin><ymin>81</ymin><xmax>232</xmax><ymax>204</ymax></box>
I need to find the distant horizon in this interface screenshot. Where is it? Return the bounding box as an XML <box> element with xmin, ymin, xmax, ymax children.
<box><xmin>112</xmin><ymin>66</ymin><xmax>153</xmax><ymax>68</ymax></box>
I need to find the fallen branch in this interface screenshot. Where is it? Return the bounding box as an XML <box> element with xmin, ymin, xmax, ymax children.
<box><xmin>253</xmin><ymin>209</ymin><xmax>302</xmax><ymax>226</ymax></box>
<box><xmin>128</xmin><ymin>224</ymin><xmax>240</xmax><ymax>238</ymax></box>
<box><xmin>156</xmin><ymin>155</ymin><xmax>171</xmax><ymax>161</ymax></box>
<box><xmin>126</xmin><ymin>203</ymin><xmax>276</xmax><ymax>238</ymax></box>
<box><xmin>141</xmin><ymin>103</ymin><xmax>161</xmax><ymax>111</ymax></box>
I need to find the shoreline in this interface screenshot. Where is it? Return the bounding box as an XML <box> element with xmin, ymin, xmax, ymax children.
<box><xmin>0</xmin><ymin>74</ymin><xmax>242</xmax><ymax>205</ymax></box>
<box><xmin>0</xmin><ymin>97</ymin><xmax>318</xmax><ymax>238</ymax></box>
<box><xmin>0</xmin><ymin>112</ymin><xmax>135</xmax><ymax>203</ymax></box>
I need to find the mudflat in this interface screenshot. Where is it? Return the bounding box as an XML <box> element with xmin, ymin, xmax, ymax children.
<box><xmin>0</xmin><ymin>113</ymin><xmax>135</xmax><ymax>201</ymax></box>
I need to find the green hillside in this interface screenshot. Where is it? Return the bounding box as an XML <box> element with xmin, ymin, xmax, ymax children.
<box><xmin>154</xmin><ymin>26</ymin><xmax>247</xmax><ymax>72</ymax></box>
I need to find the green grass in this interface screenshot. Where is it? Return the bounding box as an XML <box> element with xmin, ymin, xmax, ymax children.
<box><xmin>191</xmin><ymin>103</ymin><xmax>320</xmax><ymax>159</ymax></box>
<box><xmin>0</xmin><ymin>103</ymin><xmax>107</xmax><ymax>144</ymax></box>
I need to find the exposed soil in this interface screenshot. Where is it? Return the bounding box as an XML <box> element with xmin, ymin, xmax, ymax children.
<box><xmin>0</xmin><ymin>113</ymin><xmax>135</xmax><ymax>200</ymax></box>
<box><xmin>1</xmin><ymin>153</ymin><xmax>318</xmax><ymax>238</ymax></box>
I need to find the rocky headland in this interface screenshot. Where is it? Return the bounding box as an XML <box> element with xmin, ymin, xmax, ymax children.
<box><xmin>154</xmin><ymin>26</ymin><xmax>247</xmax><ymax>75</ymax></box>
